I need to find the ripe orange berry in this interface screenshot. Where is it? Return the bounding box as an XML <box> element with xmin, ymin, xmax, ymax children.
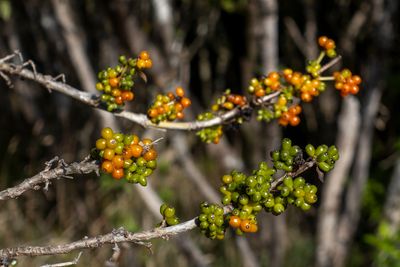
<box><xmin>143</xmin><ymin>149</ymin><xmax>157</xmax><ymax>161</ymax></box>
<box><xmin>301</xmin><ymin>92</ymin><xmax>312</xmax><ymax>102</ymax></box>
<box><xmin>174</xmin><ymin>103</ymin><xmax>183</xmax><ymax>112</ymax></box>
<box><xmin>101</xmin><ymin>160</ymin><xmax>113</xmax><ymax>173</ymax></box>
<box><xmin>167</xmin><ymin>92</ymin><xmax>175</xmax><ymax>100</ymax></box>
<box><xmin>255</xmin><ymin>89</ymin><xmax>265</xmax><ymax>97</ymax></box>
<box><xmin>352</xmin><ymin>75</ymin><xmax>362</xmax><ymax>84</ymax></box>
<box><xmin>130</xmin><ymin>144</ymin><xmax>143</xmax><ymax>158</ymax></box>
<box><xmin>249</xmin><ymin>223</ymin><xmax>258</xmax><ymax>233</ymax></box>
<box><xmin>115</xmin><ymin>96</ymin><xmax>124</xmax><ymax>105</ymax></box>
<box><xmin>176</xmin><ymin>112</ymin><xmax>184</xmax><ymax>119</ymax></box>
<box><xmin>139</xmin><ymin>51</ymin><xmax>150</xmax><ymax>60</ymax></box>
<box><xmin>290</xmin><ymin>116</ymin><xmax>300</xmax><ymax>126</ymax></box>
<box><xmin>109</xmin><ymin>78</ymin><xmax>119</xmax><ymax>88</ymax></box>
<box><xmin>157</xmin><ymin>106</ymin><xmax>166</xmax><ymax>114</ymax></box>
<box><xmin>112</xmin><ymin>168</ymin><xmax>124</xmax><ymax>180</ymax></box>
<box><xmin>137</xmin><ymin>59</ymin><xmax>146</xmax><ymax>69</ymax></box>
<box><xmin>281</xmin><ymin>112</ymin><xmax>290</xmax><ymax>121</ymax></box>
<box><xmin>240</xmin><ymin>220</ymin><xmax>252</xmax><ymax>233</ymax></box>
<box><xmin>350</xmin><ymin>85</ymin><xmax>359</xmax><ymax>95</ymax></box>
<box><xmin>112</xmin><ymin>155</ymin><xmax>125</xmax><ymax>169</ymax></box>
<box><xmin>122</xmin><ymin>91</ymin><xmax>134</xmax><ymax>101</ymax></box>
<box><xmin>181</xmin><ymin>97</ymin><xmax>191</xmax><ymax>108</ymax></box>
<box><xmin>268</xmin><ymin>71</ymin><xmax>280</xmax><ymax>81</ymax></box>
<box><xmin>122</xmin><ymin>149</ymin><xmax>132</xmax><ymax>160</ymax></box>
<box><xmin>325</xmin><ymin>39</ymin><xmax>335</xmax><ymax>50</ymax></box>
<box><xmin>148</xmin><ymin>108</ymin><xmax>158</xmax><ymax>118</ymax></box>
<box><xmin>144</xmin><ymin>59</ymin><xmax>153</xmax><ymax>68</ymax></box>
<box><xmin>279</xmin><ymin>117</ymin><xmax>289</xmax><ymax>126</ymax></box>
<box><xmin>318</xmin><ymin>36</ymin><xmax>328</xmax><ymax>47</ymax></box>
<box><xmin>131</xmin><ymin>135</ymin><xmax>140</xmax><ymax>145</ymax></box>
<box><xmin>176</xmin><ymin>87</ymin><xmax>185</xmax><ymax>97</ymax></box>
<box><xmin>229</xmin><ymin>215</ymin><xmax>241</xmax><ymax>228</ymax></box>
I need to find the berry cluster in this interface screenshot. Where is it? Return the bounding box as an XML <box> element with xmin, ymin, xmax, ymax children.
<box><xmin>195</xmin><ymin>138</ymin><xmax>339</xmax><ymax>239</ymax></box>
<box><xmin>196</xmin><ymin>112</ymin><xmax>223</xmax><ymax>144</ymax></box>
<box><xmin>248</xmin><ymin>72</ymin><xmax>280</xmax><ymax>97</ymax></box>
<box><xmin>283</xmin><ymin>69</ymin><xmax>325</xmax><ymax>102</ymax></box>
<box><xmin>197</xmin><ymin>202</ymin><xmax>226</xmax><ymax>240</ymax></box>
<box><xmin>160</xmin><ymin>204</ymin><xmax>179</xmax><ymax>226</ymax></box>
<box><xmin>333</xmin><ymin>69</ymin><xmax>362</xmax><ymax>97</ymax></box>
<box><xmin>278</xmin><ymin>105</ymin><xmax>302</xmax><ymax>127</ymax></box>
<box><xmin>305</xmin><ymin>144</ymin><xmax>339</xmax><ymax>172</ymax></box>
<box><xmin>275</xmin><ymin>176</ymin><xmax>318</xmax><ymax>212</ymax></box>
<box><xmin>94</xmin><ymin>127</ymin><xmax>158</xmax><ymax>186</ymax></box>
<box><xmin>228</xmin><ymin>215</ymin><xmax>258</xmax><ymax>233</ymax></box>
<box><xmin>318</xmin><ymin>36</ymin><xmax>337</xmax><ymax>58</ymax></box>
<box><xmin>211</xmin><ymin>90</ymin><xmax>247</xmax><ymax>112</ymax></box>
<box><xmin>271</xmin><ymin>138</ymin><xmax>302</xmax><ymax>172</ymax></box>
<box><xmin>147</xmin><ymin>87</ymin><xmax>191</xmax><ymax>123</ymax></box>
<box><xmin>96</xmin><ymin>51</ymin><xmax>152</xmax><ymax>111</ymax></box>
<box><xmin>219</xmin><ymin>162</ymin><xmax>275</xmax><ymax>235</ymax></box>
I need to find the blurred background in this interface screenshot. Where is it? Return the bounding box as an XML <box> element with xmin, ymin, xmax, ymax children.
<box><xmin>0</xmin><ymin>0</ymin><xmax>399</xmax><ymax>266</ymax></box>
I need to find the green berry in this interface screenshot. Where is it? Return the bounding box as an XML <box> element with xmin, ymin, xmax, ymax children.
<box><xmin>305</xmin><ymin>144</ymin><xmax>315</xmax><ymax>157</ymax></box>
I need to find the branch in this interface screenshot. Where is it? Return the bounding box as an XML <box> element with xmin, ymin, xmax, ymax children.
<box><xmin>0</xmin><ymin>157</ymin><xmax>98</xmax><ymax>201</ymax></box>
<box><xmin>0</xmin><ymin>157</ymin><xmax>317</xmax><ymax>261</ymax></box>
<box><xmin>0</xmin><ymin>55</ymin><xmax>280</xmax><ymax>131</ymax></box>
<box><xmin>0</xmin><ymin>221</ymin><xmax>197</xmax><ymax>259</ymax></box>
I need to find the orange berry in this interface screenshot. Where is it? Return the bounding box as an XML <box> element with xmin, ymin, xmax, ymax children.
<box><xmin>174</xmin><ymin>102</ymin><xmax>183</xmax><ymax>112</ymax></box>
<box><xmin>325</xmin><ymin>39</ymin><xmax>335</xmax><ymax>50</ymax></box>
<box><xmin>240</xmin><ymin>220</ymin><xmax>252</xmax><ymax>233</ymax></box>
<box><xmin>249</xmin><ymin>223</ymin><xmax>258</xmax><ymax>233</ymax></box>
<box><xmin>144</xmin><ymin>59</ymin><xmax>153</xmax><ymax>68</ymax></box>
<box><xmin>281</xmin><ymin>112</ymin><xmax>290</xmax><ymax>121</ymax></box>
<box><xmin>176</xmin><ymin>87</ymin><xmax>185</xmax><ymax>97</ymax></box>
<box><xmin>137</xmin><ymin>59</ymin><xmax>146</xmax><ymax>69</ymax></box>
<box><xmin>318</xmin><ymin>36</ymin><xmax>328</xmax><ymax>47</ymax></box>
<box><xmin>352</xmin><ymin>75</ymin><xmax>362</xmax><ymax>84</ymax></box>
<box><xmin>130</xmin><ymin>144</ymin><xmax>143</xmax><ymax>158</ymax></box>
<box><xmin>122</xmin><ymin>91</ymin><xmax>134</xmax><ymax>101</ymax></box>
<box><xmin>109</xmin><ymin>78</ymin><xmax>119</xmax><ymax>88</ymax></box>
<box><xmin>301</xmin><ymin>92</ymin><xmax>312</xmax><ymax>102</ymax></box>
<box><xmin>122</xmin><ymin>149</ymin><xmax>132</xmax><ymax>160</ymax></box>
<box><xmin>229</xmin><ymin>215</ymin><xmax>241</xmax><ymax>228</ymax></box>
<box><xmin>167</xmin><ymin>92</ymin><xmax>175</xmax><ymax>100</ymax></box>
<box><xmin>288</xmin><ymin>106</ymin><xmax>297</xmax><ymax>115</ymax></box>
<box><xmin>139</xmin><ymin>51</ymin><xmax>150</xmax><ymax>60</ymax></box>
<box><xmin>181</xmin><ymin>97</ymin><xmax>191</xmax><ymax>108</ymax></box>
<box><xmin>112</xmin><ymin>155</ymin><xmax>125</xmax><ymax>169</ymax></box>
<box><xmin>268</xmin><ymin>71</ymin><xmax>280</xmax><ymax>81</ymax></box>
<box><xmin>349</xmin><ymin>85</ymin><xmax>359</xmax><ymax>95</ymax></box>
<box><xmin>279</xmin><ymin>117</ymin><xmax>289</xmax><ymax>126</ymax></box>
<box><xmin>255</xmin><ymin>89</ymin><xmax>265</xmax><ymax>97</ymax></box>
<box><xmin>115</xmin><ymin>96</ymin><xmax>123</xmax><ymax>105</ymax></box>
<box><xmin>112</xmin><ymin>168</ymin><xmax>124</xmax><ymax>180</ymax></box>
<box><xmin>335</xmin><ymin>82</ymin><xmax>344</xmax><ymax>90</ymax></box>
<box><xmin>294</xmin><ymin>105</ymin><xmax>302</xmax><ymax>114</ymax></box>
<box><xmin>101</xmin><ymin>160</ymin><xmax>113</xmax><ymax>173</ymax></box>
<box><xmin>342</xmin><ymin>84</ymin><xmax>351</xmax><ymax>94</ymax></box>
<box><xmin>143</xmin><ymin>149</ymin><xmax>157</xmax><ymax>161</ymax></box>
<box><xmin>290</xmin><ymin>116</ymin><xmax>300</xmax><ymax>126</ymax></box>
<box><xmin>176</xmin><ymin>112</ymin><xmax>184</xmax><ymax>119</ymax></box>
<box><xmin>148</xmin><ymin>108</ymin><xmax>158</xmax><ymax>118</ymax></box>
<box><xmin>157</xmin><ymin>106</ymin><xmax>166</xmax><ymax>114</ymax></box>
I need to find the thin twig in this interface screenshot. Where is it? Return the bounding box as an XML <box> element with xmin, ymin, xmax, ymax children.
<box><xmin>318</xmin><ymin>56</ymin><xmax>342</xmax><ymax>74</ymax></box>
<box><xmin>40</xmin><ymin>252</ymin><xmax>83</xmax><ymax>267</ymax></box>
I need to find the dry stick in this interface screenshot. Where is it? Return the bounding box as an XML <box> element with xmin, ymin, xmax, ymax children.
<box><xmin>0</xmin><ymin>158</ymin><xmax>314</xmax><ymax>260</ymax></box>
<box><xmin>0</xmin><ymin>157</ymin><xmax>98</xmax><ymax>201</ymax></box>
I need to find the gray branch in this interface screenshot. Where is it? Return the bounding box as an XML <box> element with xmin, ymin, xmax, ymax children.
<box><xmin>0</xmin><ymin>157</ymin><xmax>98</xmax><ymax>201</ymax></box>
